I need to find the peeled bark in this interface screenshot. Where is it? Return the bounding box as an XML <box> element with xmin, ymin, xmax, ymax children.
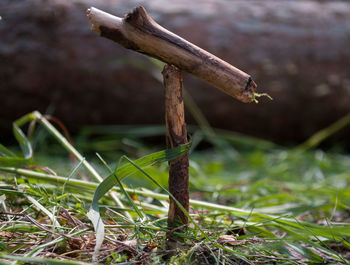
<box><xmin>1</xmin><ymin>0</ymin><xmax>350</xmax><ymax>144</ymax></box>
<box><xmin>163</xmin><ymin>64</ymin><xmax>189</xmax><ymax>226</ymax></box>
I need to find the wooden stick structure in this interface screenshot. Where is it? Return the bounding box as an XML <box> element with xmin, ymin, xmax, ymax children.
<box><xmin>87</xmin><ymin>6</ymin><xmax>257</xmax><ymax>103</ymax></box>
<box><xmin>163</xmin><ymin>64</ymin><xmax>189</xmax><ymax>226</ymax></box>
<box><xmin>87</xmin><ymin>6</ymin><xmax>258</xmax><ymax>228</ymax></box>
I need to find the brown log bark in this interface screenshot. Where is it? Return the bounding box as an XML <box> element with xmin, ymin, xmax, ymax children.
<box><xmin>1</xmin><ymin>0</ymin><xmax>350</xmax><ymax>144</ymax></box>
<box><xmin>86</xmin><ymin>6</ymin><xmax>257</xmax><ymax>103</ymax></box>
<box><xmin>163</xmin><ymin>64</ymin><xmax>189</xmax><ymax>226</ymax></box>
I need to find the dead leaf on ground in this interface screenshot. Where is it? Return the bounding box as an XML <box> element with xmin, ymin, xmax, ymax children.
<box><xmin>217</xmin><ymin>235</ymin><xmax>247</xmax><ymax>246</ymax></box>
<box><xmin>0</xmin><ymin>231</ymin><xmax>16</xmax><ymax>238</ymax></box>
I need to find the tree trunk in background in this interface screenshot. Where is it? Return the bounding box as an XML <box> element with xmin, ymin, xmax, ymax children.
<box><xmin>1</xmin><ymin>0</ymin><xmax>350</xmax><ymax>144</ymax></box>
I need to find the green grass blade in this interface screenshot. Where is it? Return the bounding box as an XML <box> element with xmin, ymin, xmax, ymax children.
<box><xmin>0</xmin><ymin>157</ymin><xmax>29</xmax><ymax>167</ymax></box>
<box><xmin>112</xmin><ymin>171</ymin><xmax>144</xmax><ymax>220</ymax></box>
<box><xmin>12</xmin><ymin>111</ymin><xmax>129</xmax><ymax>218</ymax></box>
<box><xmin>0</xmin><ymin>254</ymin><xmax>93</xmax><ymax>265</ymax></box>
<box><xmin>0</xmin><ymin>144</ymin><xmax>16</xmax><ymax>157</ymax></box>
<box><xmin>295</xmin><ymin>112</ymin><xmax>350</xmax><ymax>152</ymax></box>
<box><xmin>31</xmin><ymin>111</ymin><xmax>102</xmax><ymax>183</ymax></box>
<box><xmin>286</xmin><ymin>242</ymin><xmax>323</xmax><ymax>262</ymax></box>
<box><xmin>307</xmin><ymin>240</ymin><xmax>348</xmax><ymax>263</ymax></box>
<box><xmin>87</xmin><ymin>142</ymin><xmax>191</xmax><ymax>261</ymax></box>
<box><xmin>86</xmin><ymin>206</ymin><xmax>105</xmax><ymax>263</ymax></box>
<box><xmin>96</xmin><ymin>153</ymin><xmax>144</xmax><ymax>220</ymax></box>
<box><xmin>26</xmin><ymin>195</ymin><xmax>61</xmax><ymax>228</ymax></box>
<box><xmin>12</xmin><ymin>125</ymin><xmax>32</xmax><ymax>160</ymax></box>
<box><xmin>91</xmin><ymin>142</ymin><xmax>191</xmax><ymax>205</ymax></box>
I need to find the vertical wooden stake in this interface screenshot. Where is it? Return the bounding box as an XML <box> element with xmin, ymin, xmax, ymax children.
<box><xmin>163</xmin><ymin>64</ymin><xmax>189</xmax><ymax>227</ymax></box>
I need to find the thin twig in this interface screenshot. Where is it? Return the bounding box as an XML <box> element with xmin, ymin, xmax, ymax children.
<box><xmin>105</xmin><ymin>236</ymin><xmax>139</xmax><ymax>254</ymax></box>
<box><xmin>58</xmin><ymin>206</ymin><xmax>86</xmax><ymax>228</ymax></box>
<box><xmin>250</xmin><ymin>254</ymin><xmax>299</xmax><ymax>261</ymax></box>
<box><xmin>0</xmin><ymin>211</ymin><xmax>82</xmax><ymax>242</ymax></box>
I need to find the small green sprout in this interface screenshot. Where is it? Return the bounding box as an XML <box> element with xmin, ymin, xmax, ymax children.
<box><xmin>252</xmin><ymin>92</ymin><xmax>273</xmax><ymax>103</ymax></box>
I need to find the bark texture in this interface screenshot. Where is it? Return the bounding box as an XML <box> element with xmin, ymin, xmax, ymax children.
<box><xmin>87</xmin><ymin>6</ymin><xmax>256</xmax><ymax>103</ymax></box>
<box><xmin>163</xmin><ymin>64</ymin><xmax>189</xmax><ymax>226</ymax></box>
<box><xmin>1</xmin><ymin>0</ymin><xmax>350</xmax><ymax>144</ymax></box>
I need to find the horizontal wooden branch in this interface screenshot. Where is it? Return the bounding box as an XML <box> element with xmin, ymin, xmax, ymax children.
<box><xmin>87</xmin><ymin>6</ymin><xmax>257</xmax><ymax>103</ymax></box>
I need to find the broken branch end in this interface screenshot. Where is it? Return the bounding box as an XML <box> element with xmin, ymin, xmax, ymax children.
<box><xmin>87</xmin><ymin>7</ymin><xmax>122</xmax><ymax>34</ymax></box>
<box><xmin>236</xmin><ymin>78</ymin><xmax>258</xmax><ymax>103</ymax></box>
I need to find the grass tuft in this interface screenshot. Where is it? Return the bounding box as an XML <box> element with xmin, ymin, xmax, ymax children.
<box><xmin>0</xmin><ymin>111</ymin><xmax>349</xmax><ymax>264</ymax></box>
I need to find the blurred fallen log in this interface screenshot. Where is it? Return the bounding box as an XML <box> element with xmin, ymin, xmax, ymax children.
<box><xmin>1</xmin><ymin>0</ymin><xmax>350</xmax><ymax>144</ymax></box>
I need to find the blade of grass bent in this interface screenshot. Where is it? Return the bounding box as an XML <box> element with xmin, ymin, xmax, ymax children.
<box><xmin>31</xmin><ymin>111</ymin><xmax>101</xmax><ymax>182</ymax></box>
<box><xmin>14</xmin><ymin>111</ymin><xmax>130</xmax><ymax>218</ymax></box>
<box><xmin>12</xmin><ymin>112</ymin><xmax>35</xmax><ymax>160</ymax></box>
<box><xmin>0</xmin><ymin>144</ymin><xmax>28</xmax><ymax>168</ymax></box>
<box><xmin>88</xmin><ymin>143</ymin><xmax>191</xmax><ymax>261</ymax></box>
<box><xmin>91</xmin><ymin>142</ymin><xmax>191</xmax><ymax>206</ymax></box>
<box><xmin>0</xmin><ymin>144</ymin><xmax>17</xmax><ymax>157</ymax></box>
<box><xmin>13</xmin><ymin>125</ymin><xmax>32</xmax><ymax>160</ymax></box>
<box><xmin>96</xmin><ymin>153</ymin><xmax>145</xmax><ymax>220</ymax></box>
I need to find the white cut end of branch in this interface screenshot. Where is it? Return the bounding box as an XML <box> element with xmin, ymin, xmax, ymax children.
<box><xmin>87</xmin><ymin>7</ymin><xmax>123</xmax><ymax>34</ymax></box>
